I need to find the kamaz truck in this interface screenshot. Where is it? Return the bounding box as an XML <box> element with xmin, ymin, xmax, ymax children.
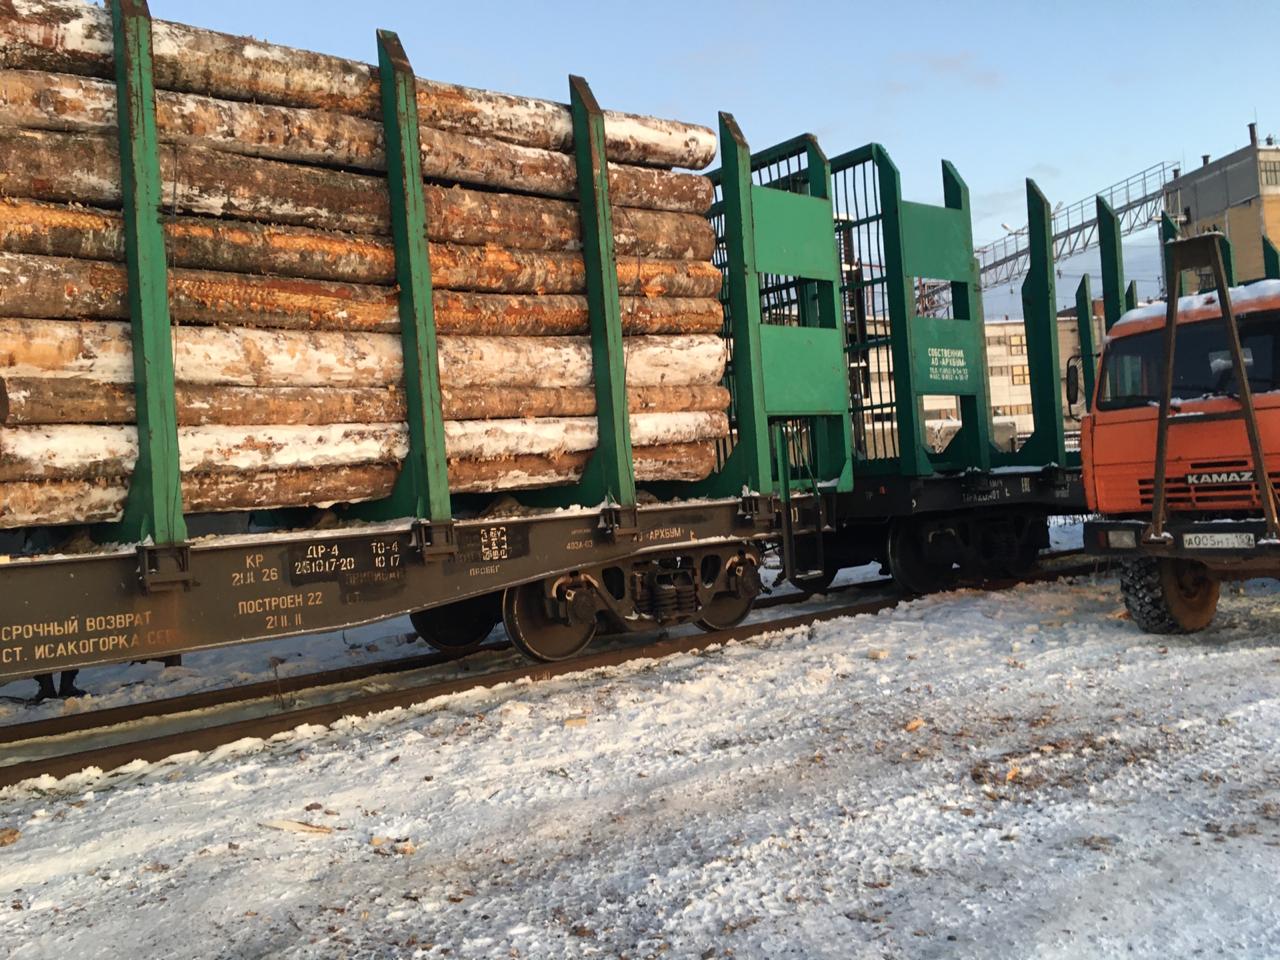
<box><xmin>1083</xmin><ymin>234</ymin><xmax>1280</xmax><ymax>632</ymax></box>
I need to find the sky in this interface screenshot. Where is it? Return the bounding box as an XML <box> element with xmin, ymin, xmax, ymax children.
<box><xmin>142</xmin><ymin>0</ymin><xmax>1276</xmax><ymax>319</ymax></box>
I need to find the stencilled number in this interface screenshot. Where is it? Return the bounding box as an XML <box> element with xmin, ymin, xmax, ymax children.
<box><xmin>372</xmin><ymin>540</ymin><xmax>402</xmax><ymax>570</ymax></box>
<box><xmin>479</xmin><ymin>526</ymin><xmax>509</xmax><ymax>562</ymax></box>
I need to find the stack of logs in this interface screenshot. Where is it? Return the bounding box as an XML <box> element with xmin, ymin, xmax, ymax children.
<box><xmin>0</xmin><ymin>0</ymin><xmax>730</xmax><ymax>528</ymax></box>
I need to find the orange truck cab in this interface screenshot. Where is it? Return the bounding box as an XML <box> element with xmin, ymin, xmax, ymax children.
<box><xmin>1082</xmin><ymin>279</ymin><xmax>1280</xmax><ymax>632</ymax></box>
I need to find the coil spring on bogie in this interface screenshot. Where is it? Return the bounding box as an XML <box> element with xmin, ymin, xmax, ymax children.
<box><xmin>653</xmin><ymin>583</ymin><xmax>679</xmax><ymax>619</ymax></box>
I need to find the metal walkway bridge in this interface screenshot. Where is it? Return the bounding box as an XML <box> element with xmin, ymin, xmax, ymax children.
<box><xmin>976</xmin><ymin>162</ymin><xmax>1178</xmax><ymax>291</ymax></box>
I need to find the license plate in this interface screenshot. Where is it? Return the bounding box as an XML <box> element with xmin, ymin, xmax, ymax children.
<box><xmin>1182</xmin><ymin>532</ymin><xmax>1255</xmax><ymax>550</ymax></box>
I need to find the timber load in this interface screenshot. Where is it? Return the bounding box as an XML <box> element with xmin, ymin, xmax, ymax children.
<box><xmin>0</xmin><ymin>0</ymin><xmax>729</xmax><ymax>529</ymax></box>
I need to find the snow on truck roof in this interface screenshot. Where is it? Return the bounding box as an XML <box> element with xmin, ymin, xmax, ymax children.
<box><xmin>1110</xmin><ymin>278</ymin><xmax>1280</xmax><ymax>337</ymax></box>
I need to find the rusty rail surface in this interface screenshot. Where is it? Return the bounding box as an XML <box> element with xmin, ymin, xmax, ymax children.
<box><xmin>0</xmin><ymin>553</ymin><xmax>1096</xmax><ymax>789</ymax></box>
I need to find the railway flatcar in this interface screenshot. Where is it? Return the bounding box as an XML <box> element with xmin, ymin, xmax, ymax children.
<box><xmin>0</xmin><ymin>1</ymin><xmax>1088</xmax><ymax>696</ymax></box>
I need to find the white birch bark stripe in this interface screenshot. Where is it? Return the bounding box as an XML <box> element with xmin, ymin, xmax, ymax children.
<box><xmin>1</xmin><ymin>0</ymin><xmax>717</xmax><ymax>168</ymax></box>
<box><xmin>0</xmin><ymin>413</ymin><xmax>728</xmax><ymax>477</ymax></box>
<box><xmin>0</xmin><ymin>320</ymin><xmax>728</xmax><ymax>388</ymax></box>
<box><xmin>0</xmin><ymin>447</ymin><xmax>710</xmax><ymax>527</ymax></box>
<box><xmin>0</xmin><ymin>70</ymin><xmax>708</xmax><ymax>210</ymax></box>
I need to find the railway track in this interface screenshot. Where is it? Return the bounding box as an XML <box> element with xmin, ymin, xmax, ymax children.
<box><xmin>0</xmin><ymin>567</ymin><xmax>893</xmax><ymax>747</ymax></box>
<box><xmin>0</xmin><ymin>553</ymin><xmax>1098</xmax><ymax>789</ymax></box>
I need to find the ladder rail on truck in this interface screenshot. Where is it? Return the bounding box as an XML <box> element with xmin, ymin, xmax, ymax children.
<box><xmin>1083</xmin><ymin>232</ymin><xmax>1280</xmax><ymax>632</ymax></box>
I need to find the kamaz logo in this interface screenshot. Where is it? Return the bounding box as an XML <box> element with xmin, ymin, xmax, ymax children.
<box><xmin>1185</xmin><ymin>470</ymin><xmax>1253</xmax><ymax>486</ymax></box>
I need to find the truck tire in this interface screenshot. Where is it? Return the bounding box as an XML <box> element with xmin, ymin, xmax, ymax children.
<box><xmin>1120</xmin><ymin>557</ymin><xmax>1220</xmax><ymax>634</ymax></box>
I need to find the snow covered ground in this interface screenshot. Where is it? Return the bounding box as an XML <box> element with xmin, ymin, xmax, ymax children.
<box><xmin>0</xmin><ymin>551</ymin><xmax>888</xmax><ymax>725</ymax></box>
<box><xmin>2</xmin><ymin>571</ymin><xmax>1279</xmax><ymax>959</ymax></box>
<box><xmin>0</xmin><ymin>523</ymin><xmax>1084</xmax><ymax>723</ymax></box>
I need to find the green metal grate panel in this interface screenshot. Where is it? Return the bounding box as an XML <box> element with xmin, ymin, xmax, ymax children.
<box><xmin>828</xmin><ymin>144</ymin><xmax>992</xmax><ymax>477</ymax></box>
<box><xmin>698</xmin><ymin>123</ymin><xmax>852</xmax><ymax>496</ymax></box>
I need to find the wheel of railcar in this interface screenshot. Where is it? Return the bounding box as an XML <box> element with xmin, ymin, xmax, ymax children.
<box><xmin>886</xmin><ymin>519</ymin><xmax>957</xmax><ymax>595</ymax></box>
<box><xmin>1120</xmin><ymin>557</ymin><xmax>1220</xmax><ymax>634</ymax></box>
<box><xmin>502</xmin><ymin>581</ymin><xmax>597</xmax><ymax>662</ymax></box>
<box><xmin>696</xmin><ymin>553</ymin><xmax>763</xmax><ymax>632</ymax></box>
<box><xmin>410</xmin><ymin>592</ymin><xmax>502</xmax><ymax>655</ymax></box>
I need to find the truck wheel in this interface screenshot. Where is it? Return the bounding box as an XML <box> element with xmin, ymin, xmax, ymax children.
<box><xmin>1120</xmin><ymin>557</ymin><xmax>1220</xmax><ymax>634</ymax></box>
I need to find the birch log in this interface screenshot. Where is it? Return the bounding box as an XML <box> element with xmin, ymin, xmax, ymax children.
<box><xmin>0</xmin><ymin>1</ymin><xmax>718</xmax><ymax>168</ymax></box>
<box><xmin>0</xmin><ymin>200</ymin><xmax>716</xmax><ymax>272</ymax></box>
<box><xmin>0</xmin><ymin>130</ymin><xmax>711</xmax><ymax>249</ymax></box>
<box><xmin>0</xmin><ymin>379</ymin><xmax>731</xmax><ymax>426</ymax></box>
<box><xmin>0</xmin><ymin>319</ymin><xmax>730</xmax><ymax>389</ymax></box>
<box><xmin>0</xmin><ymin>70</ymin><xmax>713</xmax><ymax>213</ymax></box>
<box><xmin>0</xmin><ymin>253</ymin><xmax>723</xmax><ymax>331</ymax></box>
<box><xmin>0</xmin><ymin>442</ymin><xmax>719</xmax><ymax>528</ymax></box>
<box><xmin>0</xmin><ymin>413</ymin><xmax>727</xmax><ymax>481</ymax></box>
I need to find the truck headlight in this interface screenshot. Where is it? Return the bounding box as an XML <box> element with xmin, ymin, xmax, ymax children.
<box><xmin>1106</xmin><ymin>529</ymin><xmax>1137</xmax><ymax>550</ymax></box>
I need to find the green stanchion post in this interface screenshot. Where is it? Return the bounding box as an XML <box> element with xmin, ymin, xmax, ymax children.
<box><xmin>357</xmin><ymin>29</ymin><xmax>453</xmax><ymax>531</ymax></box>
<box><xmin>110</xmin><ymin>0</ymin><xmax>186</xmax><ymax>547</ymax></box>
<box><xmin>1097</xmin><ymin>196</ymin><xmax>1125</xmax><ymax>332</ymax></box>
<box><xmin>566</xmin><ymin>76</ymin><xmax>637</xmax><ymax>513</ymax></box>
<box><xmin>1076</xmin><ymin>275</ymin><xmax>1097</xmax><ymax>413</ymax></box>
<box><xmin>1013</xmin><ymin>178</ymin><xmax>1065</xmax><ymax>464</ymax></box>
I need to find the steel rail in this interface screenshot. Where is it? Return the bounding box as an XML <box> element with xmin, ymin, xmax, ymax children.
<box><xmin>0</xmin><ymin>573</ymin><xmax>901</xmax><ymax>746</ymax></box>
<box><xmin>0</xmin><ymin>555</ymin><xmax>1098</xmax><ymax>789</ymax></box>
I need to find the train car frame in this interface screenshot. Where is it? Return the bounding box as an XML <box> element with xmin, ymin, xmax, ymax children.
<box><xmin>0</xmin><ymin>2</ymin><xmax>1088</xmax><ymax>685</ymax></box>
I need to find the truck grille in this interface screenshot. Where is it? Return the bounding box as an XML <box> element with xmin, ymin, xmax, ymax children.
<box><xmin>1138</xmin><ymin>458</ymin><xmax>1278</xmax><ymax>510</ymax></box>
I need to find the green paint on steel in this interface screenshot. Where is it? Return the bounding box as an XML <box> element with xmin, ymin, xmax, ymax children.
<box><xmin>999</xmin><ymin>178</ymin><xmax>1064</xmax><ymax>467</ymax></box>
<box><xmin>1161</xmin><ymin>211</ymin><xmax>1184</xmax><ymax>297</ymax></box>
<box><xmin>751</xmin><ymin>188</ymin><xmax>840</xmax><ymax>281</ymax></box>
<box><xmin>670</xmin><ymin>121</ymin><xmax>852</xmax><ymax>498</ymax></box>
<box><xmin>380</xmin><ymin>30</ymin><xmax>451</xmax><ymax>520</ymax></box>
<box><xmin>1075</xmin><ymin>275</ymin><xmax>1097</xmax><ymax>413</ymax></box>
<box><xmin>824</xmin><ymin>147</ymin><xmax>993</xmax><ymax>478</ymax></box>
<box><xmin>762</xmin><ymin>134</ymin><xmax>853</xmax><ymax>494</ymax></box>
<box><xmin>1125</xmin><ymin>280</ymin><xmax>1139</xmax><ymax>312</ymax></box>
<box><xmin>702</xmin><ymin>112</ymin><xmax>774</xmax><ymax>496</ymax></box>
<box><xmin>866</xmin><ymin>150</ymin><xmax>991</xmax><ymax>475</ymax></box>
<box><xmin>900</xmin><ymin>200</ymin><xmax>973</xmax><ymax>280</ymax></box>
<box><xmin>758</xmin><ymin>327</ymin><xmax>848</xmax><ymax>414</ymax></box>
<box><xmin>870</xmin><ymin>146</ymin><xmax>928</xmax><ymax>476</ymax></box>
<box><xmin>353</xmin><ymin>30</ymin><xmax>452</xmax><ymax>523</ymax></box>
<box><xmin>935</xmin><ymin>160</ymin><xmax>992</xmax><ymax>472</ymax></box>
<box><xmin>1219</xmin><ymin>234</ymin><xmax>1236</xmax><ymax>287</ymax></box>
<box><xmin>1265</xmin><ymin>236</ymin><xmax>1280</xmax><ymax>280</ymax></box>
<box><xmin>109</xmin><ymin>0</ymin><xmax>186</xmax><ymax>545</ymax></box>
<box><xmin>1096</xmin><ymin>196</ymin><xmax>1125</xmax><ymax>331</ymax></box>
<box><xmin>565</xmin><ymin>75</ymin><xmax>636</xmax><ymax>507</ymax></box>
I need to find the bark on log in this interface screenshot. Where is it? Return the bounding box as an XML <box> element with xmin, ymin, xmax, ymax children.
<box><xmin>0</xmin><ymin>199</ymin><xmax>715</xmax><ymax>274</ymax></box>
<box><xmin>0</xmin><ymin>378</ymin><xmax>731</xmax><ymax>426</ymax></box>
<box><xmin>446</xmin><ymin>442</ymin><xmax>718</xmax><ymax>494</ymax></box>
<box><xmin>0</xmin><ymin>442</ymin><xmax>718</xmax><ymax>529</ymax></box>
<box><xmin>0</xmin><ymin>2</ymin><xmax>718</xmax><ymax>168</ymax></box>
<box><xmin>0</xmin><ymin>412</ymin><xmax>728</xmax><ymax>481</ymax></box>
<box><xmin>0</xmin><ymin>252</ymin><xmax>722</xmax><ymax>330</ymax></box>
<box><xmin>0</xmin><ymin>319</ymin><xmax>730</xmax><ymax>389</ymax></box>
<box><xmin>0</xmin><ymin>131</ymin><xmax>712</xmax><ymax>251</ymax></box>
<box><xmin>0</xmin><ymin>70</ymin><xmax>713</xmax><ymax>213</ymax></box>
<box><xmin>427</xmin><ymin>292</ymin><xmax>722</xmax><ymax>338</ymax></box>
<box><xmin>0</xmin><ymin>380</ymin><xmax>402</xmax><ymax>427</ymax></box>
